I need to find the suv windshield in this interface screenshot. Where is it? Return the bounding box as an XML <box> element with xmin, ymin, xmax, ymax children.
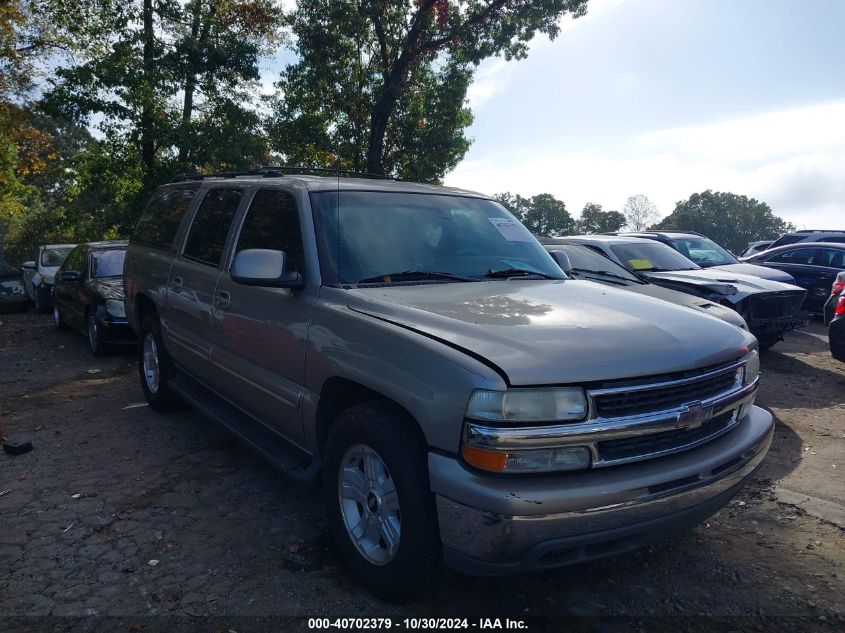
<box><xmin>311</xmin><ymin>192</ymin><xmax>563</xmax><ymax>284</ymax></box>
<box><xmin>41</xmin><ymin>246</ymin><xmax>73</xmax><ymax>267</ymax></box>
<box><xmin>610</xmin><ymin>242</ymin><xmax>700</xmax><ymax>272</ymax></box>
<box><xmin>667</xmin><ymin>236</ymin><xmax>737</xmax><ymax>267</ymax></box>
<box><xmin>91</xmin><ymin>249</ymin><xmax>126</xmax><ymax>278</ymax></box>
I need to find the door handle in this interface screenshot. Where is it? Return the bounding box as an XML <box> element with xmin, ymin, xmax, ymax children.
<box><xmin>170</xmin><ymin>276</ymin><xmax>183</xmax><ymax>293</ymax></box>
<box><xmin>214</xmin><ymin>290</ymin><xmax>231</xmax><ymax>310</ymax></box>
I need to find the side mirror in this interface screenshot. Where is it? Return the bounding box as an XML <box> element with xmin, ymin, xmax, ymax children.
<box><xmin>549</xmin><ymin>250</ymin><xmax>573</xmax><ymax>275</ymax></box>
<box><xmin>230</xmin><ymin>249</ymin><xmax>303</xmax><ymax>288</ymax></box>
<box><xmin>21</xmin><ymin>261</ymin><xmax>36</xmax><ymax>270</ymax></box>
<box><xmin>61</xmin><ymin>271</ymin><xmax>81</xmax><ymax>282</ymax></box>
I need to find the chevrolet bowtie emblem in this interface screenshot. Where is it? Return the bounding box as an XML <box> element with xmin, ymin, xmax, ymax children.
<box><xmin>678</xmin><ymin>402</ymin><xmax>706</xmax><ymax>430</ymax></box>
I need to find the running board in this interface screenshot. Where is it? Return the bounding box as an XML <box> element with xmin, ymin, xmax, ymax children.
<box><xmin>169</xmin><ymin>373</ymin><xmax>320</xmax><ymax>484</ymax></box>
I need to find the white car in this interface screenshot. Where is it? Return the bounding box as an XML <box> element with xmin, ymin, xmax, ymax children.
<box><xmin>21</xmin><ymin>244</ymin><xmax>76</xmax><ymax>312</ymax></box>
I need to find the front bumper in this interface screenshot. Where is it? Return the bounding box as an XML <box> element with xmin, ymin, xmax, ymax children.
<box><xmin>95</xmin><ymin>315</ymin><xmax>136</xmax><ymax>343</ymax></box>
<box><xmin>431</xmin><ymin>404</ymin><xmax>773</xmax><ymax>575</ymax></box>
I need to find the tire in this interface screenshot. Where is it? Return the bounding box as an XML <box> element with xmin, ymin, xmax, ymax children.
<box><xmin>87</xmin><ymin>310</ymin><xmax>108</xmax><ymax>356</ymax></box>
<box><xmin>34</xmin><ymin>289</ymin><xmax>45</xmax><ymax>313</ymax></box>
<box><xmin>758</xmin><ymin>335</ymin><xmax>780</xmax><ymax>352</ymax></box>
<box><xmin>323</xmin><ymin>401</ymin><xmax>440</xmax><ymax>603</ymax></box>
<box><xmin>138</xmin><ymin>313</ymin><xmax>182</xmax><ymax>411</ymax></box>
<box><xmin>53</xmin><ymin>304</ymin><xmax>67</xmax><ymax>331</ymax></box>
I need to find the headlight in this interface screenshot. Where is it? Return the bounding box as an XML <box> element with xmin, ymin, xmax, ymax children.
<box><xmin>465</xmin><ymin>388</ymin><xmax>588</xmax><ymax>423</ymax></box>
<box><xmin>742</xmin><ymin>349</ymin><xmax>759</xmax><ymax>386</ymax></box>
<box><xmin>106</xmin><ymin>299</ymin><xmax>126</xmax><ymax>318</ymax></box>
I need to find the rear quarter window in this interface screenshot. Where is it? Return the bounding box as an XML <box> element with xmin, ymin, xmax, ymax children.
<box><xmin>132</xmin><ymin>187</ymin><xmax>198</xmax><ymax>250</ymax></box>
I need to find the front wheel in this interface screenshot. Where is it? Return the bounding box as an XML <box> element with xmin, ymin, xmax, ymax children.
<box><xmin>323</xmin><ymin>401</ymin><xmax>440</xmax><ymax>603</ymax></box>
<box><xmin>87</xmin><ymin>311</ymin><xmax>108</xmax><ymax>356</ymax></box>
<box><xmin>138</xmin><ymin>314</ymin><xmax>182</xmax><ymax>410</ymax></box>
<box><xmin>53</xmin><ymin>304</ymin><xmax>67</xmax><ymax>331</ymax></box>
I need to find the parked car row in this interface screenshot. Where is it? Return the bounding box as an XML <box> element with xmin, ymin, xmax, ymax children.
<box><xmin>13</xmin><ymin>169</ymin><xmax>844</xmax><ymax>601</ymax></box>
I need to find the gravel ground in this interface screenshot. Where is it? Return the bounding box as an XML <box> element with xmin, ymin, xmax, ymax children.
<box><xmin>1</xmin><ymin>309</ymin><xmax>843</xmax><ymax>632</ymax></box>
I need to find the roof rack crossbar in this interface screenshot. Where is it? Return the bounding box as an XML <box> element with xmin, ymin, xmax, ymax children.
<box><xmin>171</xmin><ymin>166</ymin><xmax>401</xmax><ymax>183</ymax></box>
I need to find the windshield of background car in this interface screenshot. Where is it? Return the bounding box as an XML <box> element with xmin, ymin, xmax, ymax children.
<box><xmin>609</xmin><ymin>242</ymin><xmax>701</xmax><ymax>272</ymax></box>
<box><xmin>558</xmin><ymin>244</ymin><xmax>642</xmax><ymax>282</ymax></box>
<box><xmin>310</xmin><ymin>191</ymin><xmax>563</xmax><ymax>284</ymax></box>
<box><xmin>41</xmin><ymin>247</ymin><xmax>73</xmax><ymax>267</ymax></box>
<box><xmin>668</xmin><ymin>237</ymin><xmax>737</xmax><ymax>267</ymax></box>
<box><xmin>90</xmin><ymin>249</ymin><xmax>126</xmax><ymax>278</ymax></box>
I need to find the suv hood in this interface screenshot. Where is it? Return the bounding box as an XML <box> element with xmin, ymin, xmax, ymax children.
<box><xmin>641</xmin><ymin>269</ymin><xmax>801</xmax><ymax>303</ymax></box>
<box><xmin>706</xmin><ymin>263</ymin><xmax>795</xmax><ymax>284</ymax></box>
<box><xmin>346</xmin><ymin>280</ymin><xmax>753</xmax><ymax>385</ymax></box>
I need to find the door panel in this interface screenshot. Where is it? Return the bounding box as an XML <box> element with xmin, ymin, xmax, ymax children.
<box><xmin>211</xmin><ymin>188</ymin><xmax>316</xmax><ymax>443</ymax></box>
<box><xmin>163</xmin><ymin>187</ymin><xmax>244</xmax><ymax>384</ymax></box>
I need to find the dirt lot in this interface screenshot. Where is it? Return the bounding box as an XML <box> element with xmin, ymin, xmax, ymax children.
<box><xmin>1</xmin><ymin>309</ymin><xmax>843</xmax><ymax>631</ymax></box>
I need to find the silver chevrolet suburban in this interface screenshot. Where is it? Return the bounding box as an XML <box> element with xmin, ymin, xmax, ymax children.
<box><xmin>123</xmin><ymin>170</ymin><xmax>774</xmax><ymax>601</ymax></box>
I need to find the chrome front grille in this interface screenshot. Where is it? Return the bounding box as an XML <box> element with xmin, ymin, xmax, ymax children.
<box><xmin>596</xmin><ymin>410</ymin><xmax>737</xmax><ymax>464</ymax></box>
<box><xmin>592</xmin><ymin>369</ymin><xmax>739</xmax><ymax>418</ymax></box>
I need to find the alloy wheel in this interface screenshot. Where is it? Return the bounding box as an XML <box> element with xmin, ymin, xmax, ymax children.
<box><xmin>338</xmin><ymin>444</ymin><xmax>401</xmax><ymax>565</ymax></box>
<box><xmin>142</xmin><ymin>332</ymin><xmax>160</xmax><ymax>394</ymax></box>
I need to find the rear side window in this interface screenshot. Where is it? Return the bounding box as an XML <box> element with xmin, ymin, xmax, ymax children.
<box><xmin>132</xmin><ymin>187</ymin><xmax>197</xmax><ymax>250</ymax></box>
<box><xmin>63</xmin><ymin>246</ymin><xmax>86</xmax><ymax>273</ymax></box>
<box><xmin>767</xmin><ymin>249</ymin><xmax>814</xmax><ymax>265</ymax></box>
<box><xmin>234</xmin><ymin>189</ymin><xmax>304</xmax><ymax>273</ymax></box>
<box><xmin>183</xmin><ymin>188</ymin><xmax>243</xmax><ymax>267</ymax></box>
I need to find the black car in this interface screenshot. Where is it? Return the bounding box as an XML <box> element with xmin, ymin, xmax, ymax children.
<box><xmin>609</xmin><ymin>231</ymin><xmax>795</xmax><ymax>284</ymax></box>
<box><xmin>543</xmin><ymin>243</ymin><xmax>750</xmax><ymax>331</ymax></box>
<box><xmin>741</xmin><ymin>242</ymin><xmax>845</xmax><ymax>314</ymax></box>
<box><xmin>768</xmin><ymin>229</ymin><xmax>845</xmax><ymax>250</ymax></box>
<box><xmin>53</xmin><ymin>241</ymin><xmax>135</xmax><ymax>355</ymax></box>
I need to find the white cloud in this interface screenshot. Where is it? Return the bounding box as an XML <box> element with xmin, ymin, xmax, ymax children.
<box><xmin>446</xmin><ymin>99</ymin><xmax>845</xmax><ymax>229</ymax></box>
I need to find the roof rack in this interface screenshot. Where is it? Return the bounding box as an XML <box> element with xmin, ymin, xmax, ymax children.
<box><xmin>795</xmin><ymin>229</ymin><xmax>845</xmax><ymax>234</ymax></box>
<box><xmin>171</xmin><ymin>166</ymin><xmax>401</xmax><ymax>183</ymax></box>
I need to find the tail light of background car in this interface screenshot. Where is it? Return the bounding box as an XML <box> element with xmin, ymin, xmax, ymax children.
<box><xmin>831</xmin><ymin>272</ymin><xmax>845</xmax><ymax>296</ymax></box>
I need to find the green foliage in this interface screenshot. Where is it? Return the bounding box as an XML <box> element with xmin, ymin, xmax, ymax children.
<box><xmin>494</xmin><ymin>192</ymin><xmax>574</xmax><ymax>237</ymax></box>
<box><xmin>576</xmin><ymin>202</ymin><xmax>626</xmax><ymax>234</ymax></box>
<box><xmin>656</xmin><ymin>190</ymin><xmax>795</xmax><ymax>254</ymax></box>
<box><xmin>272</xmin><ymin>0</ymin><xmax>589</xmax><ymax>176</ymax></box>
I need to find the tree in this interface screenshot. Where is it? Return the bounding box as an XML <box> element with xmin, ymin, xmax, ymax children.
<box><xmin>495</xmin><ymin>192</ymin><xmax>574</xmax><ymax>237</ymax></box>
<box><xmin>656</xmin><ymin>190</ymin><xmax>795</xmax><ymax>254</ymax></box>
<box><xmin>272</xmin><ymin>0</ymin><xmax>590</xmax><ymax>177</ymax></box>
<box><xmin>576</xmin><ymin>202</ymin><xmax>626</xmax><ymax>234</ymax></box>
<box><xmin>42</xmin><ymin>0</ymin><xmax>281</xmax><ymax>191</ymax></box>
<box><xmin>623</xmin><ymin>194</ymin><xmax>659</xmax><ymax>231</ymax></box>
<box><xmin>268</xmin><ymin>0</ymin><xmax>474</xmax><ymax>182</ymax></box>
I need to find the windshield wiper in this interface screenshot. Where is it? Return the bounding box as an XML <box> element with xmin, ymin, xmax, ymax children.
<box><xmin>483</xmin><ymin>267</ymin><xmax>560</xmax><ymax>280</ymax></box>
<box><xmin>356</xmin><ymin>270</ymin><xmax>476</xmax><ymax>284</ymax></box>
<box><xmin>570</xmin><ymin>268</ymin><xmax>641</xmax><ymax>284</ymax></box>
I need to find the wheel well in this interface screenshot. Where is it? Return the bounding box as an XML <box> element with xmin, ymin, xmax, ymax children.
<box><xmin>315</xmin><ymin>378</ymin><xmax>424</xmax><ymax>457</ymax></box>
<box><xmin>135</xmin><ymin>293</ymin><xmax>157</xmax><ymax>326</ymax></box>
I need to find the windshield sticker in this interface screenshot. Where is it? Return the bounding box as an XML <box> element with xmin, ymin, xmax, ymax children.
<box><xmin>488</xmin><ymin>218</ymin><xmax>532</xmax><ymax>242</ymax></box>
<box><xmin>628</xmin><ymin>258</ymin><xmax>654</xmax><ymax>270</ymax></box>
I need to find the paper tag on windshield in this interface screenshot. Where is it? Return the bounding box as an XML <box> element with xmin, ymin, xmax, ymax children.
<box><xmin>488</xmin><ymin>218</ymin><xmax>532</xmax><ymax>242</ymax></box>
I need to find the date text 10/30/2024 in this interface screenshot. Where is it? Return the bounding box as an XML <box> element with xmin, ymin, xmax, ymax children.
<box><xmin>308</xmin><ymin>618</ymin><xmax>528</xmax><ymax>630</ymax></box>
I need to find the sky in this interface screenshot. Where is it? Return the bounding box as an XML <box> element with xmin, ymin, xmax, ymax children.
<box><xmin>433</xmin><ymin>0</ymin><xmax>845</xmax><ymax>228</ymax></box>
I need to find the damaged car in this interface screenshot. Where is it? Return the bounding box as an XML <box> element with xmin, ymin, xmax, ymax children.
<box><xmin>21</xmin><ymin>243</ymin><xmax>76</xmax><ymax>312</ymax></box>
<box><xmin>542</xmin><ymin>242</ymin><xmax>750</xmax><ymax>331</ymax></box>
<box><xmin>555</xmin><ymin>235</ymin><xmax>806</xmax><ymax>350</ymax></box>
<box><xmin>124</xmin><ymin>170</ymin><xmax>774</xmax><ymax>601</ymax></box>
